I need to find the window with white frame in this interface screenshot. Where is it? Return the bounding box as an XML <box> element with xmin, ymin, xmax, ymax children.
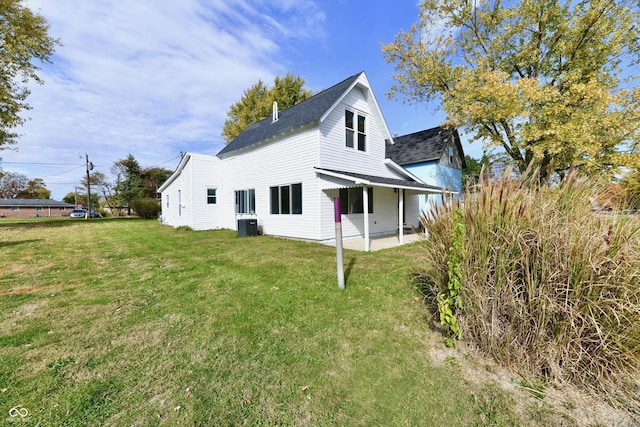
<box><xmin>270</xmin><ymin>183</ymin><xmax>302</xmax><ymax>214</ymax></box>
<box><xmin>235</xmin><ymin>189</ymin><xmax>255</xmax><ymax>214</ymax></box>
<box><xmin>166</xmin><ymin>195</ymin><xmax>169</xmax><ymax>208</ymax></box>
<box><xmin>36</xmin><ymin>206</ymin><xmax>43</xmax><ymax>211</ymax></box>
<box><xmin>207</xmin><ymin>188</ymin><xmax>217</xmax><ymax>204</ymax></box>
<box><xmin>11</xmin><ymin>206</ymin><xmax>18</xmax><ymax>211</ymax></box>
<box><xmin>345</xmin><ymin>110</ymin><xmax>366</xmax><ymax>152</ymax></box>
<box><xmin>449</xmin><ymin>146</ymin><xmax>454</xmax><ymax>164</ymax></box>
<box><xmin>339</xmin><ymin>187</ymin><xmax>373</xmax><ymax>214</ymax></box>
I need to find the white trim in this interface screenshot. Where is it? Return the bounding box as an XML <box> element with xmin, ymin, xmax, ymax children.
<box><xmin>384</xmin><ymin>158</ymin><xmax>424</xmax><ymax>183</ymax></box>
<box><xmin>315</xmin><ymin>168</ymin><xmax>447</xmax><ymax>193</ymax></box>
<box><xmin>158</xmin><ymin>153</ymin><xmax>192</xmax><ymax>193</ymax></box>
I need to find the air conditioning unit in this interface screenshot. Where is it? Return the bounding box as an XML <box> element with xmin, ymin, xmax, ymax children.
<box><xmin>237</xmin><ymin>219</ymin><xmax>258</xmax><ymax>237</ymax></box>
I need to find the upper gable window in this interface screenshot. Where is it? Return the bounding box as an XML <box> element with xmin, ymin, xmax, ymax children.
<box><xmin>345</xmin><ymin>110</ymin><xmax>354</xmax><ymax>148</ymax></box>
<box><xmin>345</xmin><ymin>110</ymin><xmax>366</xmax><ymax>152</ymax></box>
<box><xmin>449</xmin><ymin>146</ymin><xmax>454</xmax><ymax>164</ymax></box>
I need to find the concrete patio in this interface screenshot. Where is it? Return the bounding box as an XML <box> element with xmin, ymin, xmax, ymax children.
<box><xmin>326</xmin><ymin>232</ymin><xmax>424</xmax><ymax>251</ymax></box>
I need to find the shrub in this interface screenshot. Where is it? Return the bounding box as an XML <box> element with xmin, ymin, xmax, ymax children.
<box><xmin>130</xmin><ymin>198</ymin><xmax>161</xmax><ymax>219</ymax></box>
<box><xmin>417</xmin><ymin>168</ymin><xmax>640</xmax><ymax>411</ymax></box>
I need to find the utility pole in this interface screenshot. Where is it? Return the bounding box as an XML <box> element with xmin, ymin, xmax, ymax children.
<box><xmin>86</xmin><ymin>154</ymin><xmax>93</xmax><ymax>219</ymax></box>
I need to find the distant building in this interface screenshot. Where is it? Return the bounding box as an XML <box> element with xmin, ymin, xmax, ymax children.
<box><xmin>0</xmin><ymin>199</ymin><xmax>75</xmax><ymax>218</ymax></box>
<box><xmin>386</xmin><ymin>127</ymin><xmax>466</xmax><ymax>216</ymax></box>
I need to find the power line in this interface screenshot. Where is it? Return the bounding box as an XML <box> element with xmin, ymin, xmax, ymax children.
<box><xmin>0</xmin><ymin>161</ymin><xmax>83</xmax><ymax>166</ymax></box>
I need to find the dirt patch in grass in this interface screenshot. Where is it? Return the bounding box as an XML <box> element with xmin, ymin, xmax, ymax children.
<box><xmin>0</xmin><ymin>283</ymin><xmax>85</xmax><ymax>296</ymax></box>
<box><xmin>426</xmin><ymin>325</ymin><xmax>640</xmax><ymax>426</ymax></box>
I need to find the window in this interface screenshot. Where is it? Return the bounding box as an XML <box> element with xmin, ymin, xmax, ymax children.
<box><xmin>166</xmin><ymin>195</ymin><xmax>169</xmax><ymax>208</ymax></box>
<box><xmin>235</xmin><ymin>189</ymin><xmax>255</xmax><ymax>214</ymax></box>
<box><xmin>270</xmin><ymin>183</ymin><xmax>302</xmax><ymax>215</ymax></box>
<box><xmin>345</xmin><ymin>110</ymin><xmax>354</xmax><ymax>148</ymax></box>
<box><xmin>339</xmin><ymin>187</ymin><xmax>373</xmax><ymax>214</ymax></box>
<box><xmin>357</xmin><ymin>114</ymin><xmax>366</xmax><ymax>151</ymax></box>
<box><xmin>345</xmin><ymin>110</ymin><xmax>366</xmax><ymax>151</ymax></box>
<box><xmin>36</xmin><ymin>206</ymin><xmax>43</xmax><ymax>211</ymax></box>
<box><xmin>11</xmin><ymin>206</ymin><xmax>18</xmax><ymax>211</ymax></box>
<box><xmin>207</xmin><ymin>188</ymin><xmax>217</xmax><ymax>204</ymax></box>
<box><xmin>59</xmin><ymin>207</ymin><xmax>66</xmax><ymax>211</ymax></box>
<box><xmin>449</xmin><ymin>146</ymin><xmax>454</xmax><ymax>164</ymax></box>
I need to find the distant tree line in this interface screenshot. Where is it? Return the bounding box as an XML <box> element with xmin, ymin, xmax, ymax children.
<box><xmin>63</xmin><ymin>153</ymin><xmax>172</xmax><ymax>216</ymax></box>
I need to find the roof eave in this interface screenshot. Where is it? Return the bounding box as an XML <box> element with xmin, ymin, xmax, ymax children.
<box><xmin>158</xmin><ymin>153</ymin><xmax>192</xmax><ymax>193</ymax></box>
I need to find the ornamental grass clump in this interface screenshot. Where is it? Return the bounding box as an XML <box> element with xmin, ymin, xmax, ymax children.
<box><xmin>417</xmin><ymin>168</ymin><xmax>640</xmax><ymax>411</ymax></box>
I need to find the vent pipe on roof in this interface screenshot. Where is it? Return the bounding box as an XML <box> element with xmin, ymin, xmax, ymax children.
<box><xmin>272</xmin><ymin>101</ymin><xmax>278</xmax><ymax>123</ymax></box>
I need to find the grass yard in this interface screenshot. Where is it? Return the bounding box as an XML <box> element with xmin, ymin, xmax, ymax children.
<box><xmin>0</xmin><ymin>218</ymin><xmax>586</xmax><ymax>425</ymax></box>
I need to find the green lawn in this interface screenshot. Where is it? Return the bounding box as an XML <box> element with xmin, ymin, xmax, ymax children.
<box><xmin>0</xmin><ymin>218</ymin><xmax>563</xmax><ymax>425</ymax></box>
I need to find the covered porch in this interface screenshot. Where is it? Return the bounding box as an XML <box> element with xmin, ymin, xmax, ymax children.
<box><xmin>315</xmin><ymin>168</ymin><xmax>446</xmax><ymax>251</ymax></box>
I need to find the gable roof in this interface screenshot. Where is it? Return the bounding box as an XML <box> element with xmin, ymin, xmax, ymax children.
<box><xmin>157</xmin><ymin>152</ymin><xmax>220</xmax><ymax>193</ymax></box>
<box><xmin>217</xmin><ymin>72</ymin><xmax>364</xmax><ymax>157</ymax></box>
<box><xmin>386</xmin><ymin>127</ymin><xmax>466</xmax><ymax>168</ymax></box>
<box><xmin>0</xmin><ymin>198</ymin><xmax>75</xmax><ymax>208</ymax></box>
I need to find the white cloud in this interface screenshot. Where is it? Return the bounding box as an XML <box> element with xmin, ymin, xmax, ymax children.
<box><xmin>5</xmin><ymin>0</ymin><xmax>323</xmax><ymax>199</ymax></box>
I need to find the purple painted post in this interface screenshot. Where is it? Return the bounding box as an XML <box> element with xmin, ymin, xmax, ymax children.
<box><xmin>334</xmin><ymin>197</ymin><xmax>345</xmax><ymax>289</ymax></box>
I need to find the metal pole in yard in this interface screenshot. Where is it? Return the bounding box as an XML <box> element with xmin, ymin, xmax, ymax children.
<box><xmin>334</xmin><ymin>197</ymin><xmax>345</xmax><ymax>290</ymax></box>
<box><xmin>86</xmin><ymin>154</ymin><xmax>93</xmax><ymax>219</ymax></box>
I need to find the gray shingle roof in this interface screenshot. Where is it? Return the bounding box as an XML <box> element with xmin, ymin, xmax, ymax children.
<box><xmin>0</xmin><ymin>198</ymin><xmax>75</xmax><ymax>207</ymax></box>
<box><xmin>315</xmin><ymin>168</ymin><xmax>445</xmax><ymax>192</ymax></box>
<box><xmin>386</xmin><ymin>127</ymin><xmax>465</xmax><ymax>167</ymax></box>
<box><xmin>217</xmin><ymin>72</ymin><xmax>363</xmax><ymax>157</ymax></box>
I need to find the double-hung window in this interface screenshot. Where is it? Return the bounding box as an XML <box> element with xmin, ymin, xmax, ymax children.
<box><xmin>339</xmin><ymin>187</ymin><xmax>373</xmax><ymax>214</ymax></box>
<box><xmin>235</xmin><ymin>189</ymin><xmax>255</xmax><ymax>214</ymax></box>
<box><xmin>270</xmin><ymin>183</ymin><xmax>302</xmax><ymax>214</ymax></box>
<box><xmin>345</xmin><ymin>110</ymin><xmax>366</xmax><ymax>152</ymax></box>
<box><xmin>207</xmin><ymin>188</ymin><xmax>217</xmax><ymax>204</ymax></box>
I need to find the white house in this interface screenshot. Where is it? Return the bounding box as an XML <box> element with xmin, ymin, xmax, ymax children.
<box><xmin>159</xmin><ymin>72</ymin><xmax>448</xmax><ymax>251</ymax></box>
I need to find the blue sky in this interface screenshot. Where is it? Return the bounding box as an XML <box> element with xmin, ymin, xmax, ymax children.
<box><xmin>2</xmin><ymin>0</ymin><xmax>481</xmax><ymax>200</ymax></box>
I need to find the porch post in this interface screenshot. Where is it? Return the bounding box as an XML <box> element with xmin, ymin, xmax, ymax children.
<box><xmin>363</xmin><ymin>185</ymin><xmax>370</xmax><ymax>252</ymax></box>
<box><xmin>399</xmin><ymin>188</ymin><xmax>404</xmax><ymax>244</ymax></box>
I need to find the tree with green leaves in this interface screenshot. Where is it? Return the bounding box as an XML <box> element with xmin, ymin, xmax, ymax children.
<box><xmin>140</xmin><ymin>167</ymin><xmax>172</xmax><ymax>198</ymax></box>
<box><xmin>63</xmin><ymin>190</ymin><xmax>99</xmax><ymax>209</ymax></box>
<box><xmin>1</xmin><ymin>0</ymin><xmax>59</xmax><ymax>149</ymax></box>
<box><xmin>383</xmin><ymin>0</ymin><xmax>640</xmax><ymax>178</ymax></box>
<box><xmin>16</xmin><ymin>177</ymin><xmax>50</xmax><ymax>199</ymax></box>
<box><xmin>111</xmin><ymin>154</ymin><xmax>144</xmax><ymax>211</ymax></box>
<box><xmin>222</xmin><ymin>73</ymin><xmax>313</xmax><ymax>143</ymax></box>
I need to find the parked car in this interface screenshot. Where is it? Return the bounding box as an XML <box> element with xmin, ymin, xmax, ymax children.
<box><xmin>69</xmin><ymin>209</ymin><xmax>88</xmax><ymax>218</ymax></box>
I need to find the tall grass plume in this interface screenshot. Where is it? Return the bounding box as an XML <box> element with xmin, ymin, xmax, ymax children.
<box><xmin>417</xmin><ymin>168</ymin><xmax>640</xmax><ymax>413</ymax></box>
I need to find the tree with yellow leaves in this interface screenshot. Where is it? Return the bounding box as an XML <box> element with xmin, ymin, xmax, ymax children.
<box><xmin>222</xmin><ymin>73</ymin><xmax>312</xmax><ymax>143</ymax></box>
<box><xmin>383</xmin><ymin>0</ymin><xmax>640</xmax><ymax>177</ymax></box>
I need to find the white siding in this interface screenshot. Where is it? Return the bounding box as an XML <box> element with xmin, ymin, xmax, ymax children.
<box><xmin>160</xmin><ymin>154</ymin><xmax>223</xmax><ymax>230</ymax></box>
<box><xmin>318</xmin><ymin>84</ymin><xmax>399</xmax><ymax>179</ymax></box>
<box><xmin>220</xmin><ymin>126</ymin><xmax>323</xmax><ymax>240</ymax></box>
<box><xmin>319</xmin><ymin>185</ymin><xmax>399</xmax><ymax>241</ymax></box>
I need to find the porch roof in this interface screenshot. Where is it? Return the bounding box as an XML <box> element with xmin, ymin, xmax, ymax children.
<box><xmin>314</xmin><ymin>167</ymin><xmax>447</xmax><ymax>193</ymax></box>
